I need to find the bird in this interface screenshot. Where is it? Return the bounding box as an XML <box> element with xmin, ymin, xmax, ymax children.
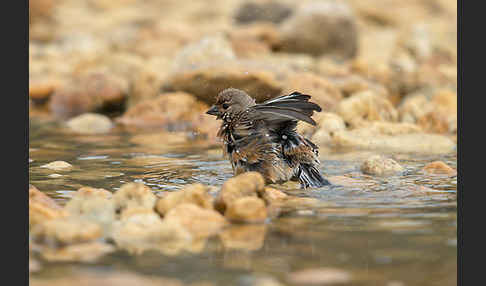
<box><xmin>206</xmin><ymin>88</ymin><xmax>330</xmax><ymax>189</ymax></box>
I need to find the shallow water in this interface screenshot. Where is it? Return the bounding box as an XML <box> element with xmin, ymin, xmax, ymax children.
<box><xmin>29</xmin><ymin>119</ymin><xmax>457</xmax><ymax>286</ymax></box>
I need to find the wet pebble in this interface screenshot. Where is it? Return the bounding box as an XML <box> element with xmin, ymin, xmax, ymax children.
<box><xmin>225</xmin><ymin>197</ymin><xmax>268</xmax><ymax>223</ymax></box>
<box><xmin>66</xmin><ymin>113</ymin><xmax>113</xmax><ymax>134</ymax></box>
<box><xmin>156</xmin><ymin>183</ymin><xmax>214</xmax><ymax>216</ymax></box>
<box><xmin>41</xmin><ymin>242</ymin><xmax>115</xmax><ymax>263</ymax></box>
<box><xmin>361</xmin><ymin>155</ymin><xmax>404</xmax><ymax>176</ymax></box>
<box><xmin>40</xmin><ymin>160</ymin><xmax>73</xmax><ymax>171</ymax></box>
<box><xmin>422</xmin><ymin>161</ymin><xmax>457</xmax><ymax>176</ymax></box>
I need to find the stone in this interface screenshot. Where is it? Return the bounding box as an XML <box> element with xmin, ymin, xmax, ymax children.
<box><xmin>64</xmin><ymin>187</ymin><xmax>116</xmax><ymax>231</ymax></box>
<box><xmin>399</xmin><ymin>89</ymin><xmax>457</xmax><ymax>134</ymax></box>
<box><xmin>258</xmin><ymin>187</ymin><xmax>288</xmax><ymax>205</ymax></box>
<box><xmin>163</xmin><ymin>204</ymin><xmax>228</xmax><ymax>239</ymax></box>
<box><xmin>422</xmin><ymin>161</ymin><xmax>457</xmax><ymax>176</ymax></box>
<box><xmin>49</xmin><ymin>73</ymin><xmax>128</xmax><ymax>119</ymax></box>
<box><xmin>360</xmin><ymin>155</ymin><xmax>404</xmax><ymax>176</ymax></box>
<box><xmin>305</xmin><ymin>112</ymin><xmax>346</xmax><ymax>145</ymax></box>
<box><xmin>216</xmin><ymin>171</ymin><xmax>266</xmax><ymax>212</ymax></box>
<box><xmin>31</xmin><ymin>218</ymin><xmax>103</xmax><ymax>246</ymax></box>
<box><xmin>234</xmin><ymin>1</ymin><xmax>293</xmax><ymax>24</ymax></box>
<box><xmin>281</xmin><ymin>72</ymin><xmax>343</xmax><ymax>112</ymax></box>
<box><xmin>224</xmin><ymin>197</ymin><xmax>268</xmax><ymax>223</ymax></box>
<box><xmin>66</xmin><ymin>113</ymin><xmax>113</xmax><ymax>134</ymax></box>
<box><xmin>112</xmin><ymin>183</ymin><xmax>157</xmax><ymax>217</ymax></box>
<box><xmin>110</xmin><ymin>211</ymin><xmax>192</xmax><ymax>255</ymax></box>
<box><xmin>29</xmin><ymin>77</ymin><xmax>60</xmax><ymax>103</ymax></box>
<box><xmin>116</xmin><ymin>92</ymin><xmax>217</xmax><ymax>135</ymax></box>
<box><xmin>287</xmin><ymin>267</ymin><xmax>352</xmax><ymax>285</ymax></box>
<box><xmin>278</xmin><ymin>0</ymin><xmax>358</xmax><ymax>58</ymax></box>
<box><xmin>41</xmin><ymin>242</ymin><xmax>115</xmax><ymax>263</ymax></box>
<box><xmin>161</xmin><ymin>60</ymin><xmax>285</xmax><ymax>105</ymax></box>
<box><xmin>336</xmin><ymin>90</ymin><xmax>398</xmax><ymax>128</ymax></box>
<box><xmin>29</xmin><ymin>185</ymin><xmax>66</xmax><ymax>228</ymax></box>
<box><xmin>155</xmin><ymin>184</ymin><xmax>214</xmax><ymax>216</ymax></box>
<box><xmin>219</xmin><ymin>224</ymin><xmax>267</xmax><ymax>251</ymax></box>
<box><xmin>40</xmin><ymin>160</ymin><xmax>73</xmax><ymax>171</ymax></box>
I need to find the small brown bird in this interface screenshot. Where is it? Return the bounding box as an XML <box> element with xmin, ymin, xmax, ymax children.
<box><xmin>206</xmin><ymin>88</ymin><xmax>330</xmax><ymax>189</ymax></box>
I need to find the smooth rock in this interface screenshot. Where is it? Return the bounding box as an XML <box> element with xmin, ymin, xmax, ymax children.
<box><xmin>49</xmin><ymin>73</ymin><xmax>128</xmax><ymax>119</ymax></box>
<box><xmin>40</xmin><ymin>160</ymin><xmax>73</xmax><ymax>171</ymax></box>
<box><xmin>229</xmin><ymin>23</ymin><xmax>280</xmax><ymax>58</ymax></box>
<box><xmin>66</xmin><ymin>113</ymin><xmax>113</xmax><ymax>134</ymax></box>
<box><xmin>361</xmin><ymin>155</ymin><xmax>404</xmax><ymax>176</ymax></box>
<box><xmin>258</xmin><ymin>187</ymin><xmax>288</xmax><ymax>205</ymax></box>
<box><xmin>225</xmin><ymin>197</ymin><xmax>268</xmax><ymax>223</ymax></box>
<box><xmin>278</xmin><ymin>0</ymin><xmax>358</xmax><ymax>58</ymax></box>
<box><xmin>155</xmin><ymin>183</ymin><xmax>214</xmax><ymax>216</ymax></box>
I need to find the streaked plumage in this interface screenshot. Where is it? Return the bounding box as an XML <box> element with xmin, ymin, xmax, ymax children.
<box><xmin>206</xmin><ymin>88</ymin><xmax>330</xmax><ymax>189</ymax></box>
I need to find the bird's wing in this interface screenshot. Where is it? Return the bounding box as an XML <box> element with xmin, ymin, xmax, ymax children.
<box><xmin>249</xmin><ymin>91</ymin><xmax>322</xmax><ymax>126</ymax></box>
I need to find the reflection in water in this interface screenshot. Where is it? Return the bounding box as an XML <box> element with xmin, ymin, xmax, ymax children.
<box><xmin>29</xmin><ymin>119</ymin><xmax>457</xmax><ymax>286</ymax></box>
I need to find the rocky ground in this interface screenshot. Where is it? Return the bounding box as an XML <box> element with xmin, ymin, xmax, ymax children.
<box><xmin>29</xmin><ymin>0</ymin><xmax>457</xmax><ymax>284</ymax></box>
<box><xmin>29</xmin><ymin>0</ymin><xmax>457</xmax><ymax>152</ymax></box>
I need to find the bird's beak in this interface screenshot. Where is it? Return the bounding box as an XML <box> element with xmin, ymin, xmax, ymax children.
<box><xmin>206</xmin><ymin>105</ymin><xmax>219</xmax><ymax>116</ymax></box>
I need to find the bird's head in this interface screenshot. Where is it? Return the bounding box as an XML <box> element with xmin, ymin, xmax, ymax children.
<box><xmin>206</xmin><ymin>88</ymin><xmax>256</xmax><ymax>120</ymax></box>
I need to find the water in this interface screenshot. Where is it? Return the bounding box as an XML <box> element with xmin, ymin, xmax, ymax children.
<box><xmin>29</xmin><ymin>118</ymin><xmax>457</xmax><ymax>286</ymax></box>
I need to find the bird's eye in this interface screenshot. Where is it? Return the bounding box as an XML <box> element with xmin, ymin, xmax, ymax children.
<box><xmin>222</xmin><ymin>103</ymin><xmax>229</xmax><ymax>109</ymax></box>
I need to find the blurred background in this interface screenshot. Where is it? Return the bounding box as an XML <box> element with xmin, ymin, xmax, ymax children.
<box><xmin>29</xmin><ymin>0</ymin><xmax>457</xmax><ymax>145</ymax></box>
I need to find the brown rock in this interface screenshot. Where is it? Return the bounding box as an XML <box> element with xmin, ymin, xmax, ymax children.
<box><xmin>422</xmin><ymin>161</ymin><xmax>457</xmax><ymax>176</ymax></box>
<box><xmin>162</xmin><ymin>60</ymin><xmax>285</xmax><ymax>105</ymax></box>
<box><xmin>49</xmin><ymin>73</ymin><xmax>128</xmax><ymax>119</ymax></box>
<box><xmin>66</xmin><ymin>113</ymin><xmax>113</xmax><ymax>134</ymax></box>
<box><xmin>29</xmin><ymin>77</ymin><xmax>60</xmax><ymax>103</ymax></box>
<box><xmin>116</xmin><ymin>92</ymin><xmax>214</xmax><ymax>132</ymax></box>
<box><xmin>219</xmin><ymin>224</ymin><xmax>267</xmax><ymax>251</ymax></box>
<box><xmin>217</xmin><ymin>171</ymin><xmax>266</xmax><ymax>212</ymax></box>
<box><xmin>112</xmin><ymin>183</ymin><xmax>157</xmax><ymax>217</ymax></box>
<box><xmin>41</xmin><ymin>242</ymin><xmax>115</xmax><ymax>263</ymax></box>
<box><xmin>225</xmin><ymin>197</ymin><xmax>268</xmax><ymax>223</ymax></box>
<box><xmin>361</xmin><ymin>155</ymin><xmax>404</xmax><ymax>176</ymax></box>
<box><xmin>31</xmin><ymin>218</ymin><xmax>103</xmax><ymax>246</ymax></box>
<box><xmin>164</xmin><ymin>204</ymin><xmax>228</xmax><ymax>238</ymax></box>
<box><xmin>306</xmin><ymin>112</ymin><xmax>346</xmax><ymax>145</ymax></box>
<box><xmin>336</xmin><ymin>90</ymin><xmax>398</xmax><ymax>128</ymax></box>
<box><xmin>155</xmin><ymin>184</ymin><xmax>214</xmax><ymax>216</ymax></box>
<box><xmin>278</xmin><ymin>1</ymin><xmax>358</xmax><ymax>58</ymax></box>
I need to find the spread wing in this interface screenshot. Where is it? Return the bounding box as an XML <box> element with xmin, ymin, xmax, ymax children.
<box><xmin>250</xmin><ymin>91</ymin><xmax>322</xmax><ymax>126</ymax></box>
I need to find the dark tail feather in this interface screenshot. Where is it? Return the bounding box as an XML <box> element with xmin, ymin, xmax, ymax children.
<box><xmin>298</xmin><ymin>164</ymin><xmax>330</xmax><ymax>189</ymax></box>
